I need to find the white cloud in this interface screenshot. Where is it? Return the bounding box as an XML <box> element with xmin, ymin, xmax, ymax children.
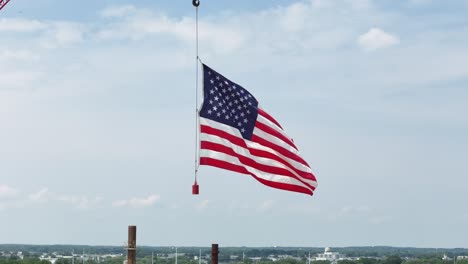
<box><xmin>339</xmin><ymin>205</ymin><xmax>371</xmax><ymax>215</ymax></box>
<box><xmin>0</xmin><ymin>49</ymin><xmax>40</xmax><ymax>62</ymax></box>
<box><xmin>327</xmin><ymin>205</ymin><xmax>373</xmax><ymax>221</ymax></box>
<box><xmin>57</xmin><ymin>195</ymin><xmax>103</xmax><ymax>210</ymax></box>
<box><xmin>94</xmin><ymin>0</ymin><xmax>381</xmax><ymax>56</ymax></box>
<box><xmin>0</xmin><ymin>71</ymin><xmax>43</xmax><ymax>90</ymax></box>
<box><xmin>197</xmin><ymin>199</ymin><xmax>210</xmax><ymax>210</ymax></box>
<box><xmin>96</xmin><ymin>6</ymin><xmax>247</xmax><ymax>53</ymax></box>
<box><xmin>0</xmin><ymin>18</ymin><xmax>85</xmax><ymax>48</ymax></box>
<box><xmin>0</xmin><ymin>187</ymin><xmax>101</xmax><ymax>212</ymax></box>
<box><xmin>112</xmin><ymin>194</ymin><xmax>160</xmax><ymax>208</ymax></box>
<box><xmin>279</xmin><ymin>2</ymin><xmax>308</xmax><ymax>32</ymax></box>
<box><xmin>311</xmin><ymin>0</ymin><xmax>371</xmax><ymax>10</ymax></box>
<box><xmin>28</xmin><ymin>188</ymin><xmax>101</xmax><ymax>209</ymax></box>
<box><xmin>311</xmin><ymin>0</ymin><xmax>334</xmax><ymax>9</ymax></box>
<box><xmin>345</xmin><ymin>0</ymin><xmax>372</xmax><ymax>10</ymax></box>
<box><xmin>0</xmin><ymin>18</ymin><xmax>46</xmax><ymax>32</ymax></box>
<box><xmin>408</xmin><ymin>0</ymin><xmax>432</xmax><ymax>6</ymax></box>
<box><xmin>101</xmin><ymin>5</ymin><xmax>137</xmax><ymax>18</ymax></box>
<box><xmin>1</xmin><ymin>187</ymin><xmax>103</xmax><ymax>210</ymax></box>
<box><xmin>112</xmin><ymin>200</ymin><xmax>126</xmax><ymax>207</ymax></box>
<box><xmin>0</xmin><ymin>184</ymin><xmax>19</xmax><ymax>198</ymax></box>
<box><xmin>258</xmin><ymin>200</ymin><xmax>275</xmax><ymax>212</ymax></box>
<box><xmin>28</xmin><ymin>188</ymin><xmax>50</xmax><ymax>202</ymax></box>
<box><xmin>40</xmin><ymin>22</ymin><xmax>86</xmax><ymax>48</ymax></box>
<box><xmin>357</xmin><ymin>27</ymin><xmax>400</xmax><ymax>51</ymax></box>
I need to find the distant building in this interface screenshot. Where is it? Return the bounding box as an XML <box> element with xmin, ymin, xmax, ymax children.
<box><xmin>39</xmin><ymin>255</ymin><xmax>58</xmax><ymax>264</ymax></box>
<box><xmin>278</xmin><ymin>255</ymin><xmax>301</xmax><ymax>261</ymax></box>
<box><xmin>315</xmin><ymin>247</ymin><xmax>346</xmax><ymax>264</ymax></box>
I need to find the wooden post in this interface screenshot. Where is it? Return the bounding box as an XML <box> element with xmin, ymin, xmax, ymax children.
<box><xmin>127</xmin><ymin>226</ymin><xmax>137</xmax><ymax>264</ymax></box>
<box><xmin>211</xmin><ymin>244</ymin><xmax>219</xmax><ymax>264</ymax></box>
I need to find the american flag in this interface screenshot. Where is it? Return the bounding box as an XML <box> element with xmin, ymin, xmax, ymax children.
<box><xmin>199</xmin><ymin>64</ymin><xmax>317</xmax><ymax>196</ymax></box>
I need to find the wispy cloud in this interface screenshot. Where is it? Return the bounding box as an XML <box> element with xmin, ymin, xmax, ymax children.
<box><xmin>408</xmin><ymin>0</ymin><xmax>432</xmax><ymax>6</ymax></box>
<box><xmin>28</xmin><ymin>188</ymin><xmax>50</xmax><ymax>202</ymax></box>
<box><xmin>0</xmin><ymin>49</ymin><xmax>40</xmax><ymax>62</ymax></box>
<box><xmin>357</xmin><ymin>27</ymin><xmax>400</xmax><ymax>51</ymax></box>
<box><xmin>0</xmin><ymin>18</ymin><xmax>46</xmax><ymax>32</ymax></box>
<box><xmin>112</xmin><ymin>194</ymin><xmax>160</xmax><ymax>208</ymax></box>
<box><xmin>0</xmin><ymin>18</ymin><xmax>86</xmax><ymax>49</ymax></box>
<box><xmin>57</xmin><ymin>195</ymin><xmax>103</xmax><ymax>210</ymax></box>
<box><xmin>0</xmin><ymin>184</ymin><xmax>19</xmax><ymax>198</ymax></box>
<box><xmin>40</xmin><ymin>22</ymin><xmax>87</xmax><ymax>48</ymax></box>
<box><xmin>100</xmin><ymin>5</ymin><xmax>137</xmax><ymax>18</ymax></box>
<box><xmin>197</xmin><ymin>199</ymin><xmax>210</xmax><ymax>210</ymax></box>
<box><xmin>0</xmin><ymin>187</ymin><xmax>103</xmax><ymax>210</ymax></box>
<box><xmin>257</xmin><ymin>200</ymin><xmax>275</xmax><ymax>213</ymax></box>
<box><xmin>96</xmin><ymin>5</ymin><xmax>246</xmax><ymax>54</ymax></box>
<box><xmin>327</xmin><ymin>205</ymin><xmax>373</xmax><ymax>221</ymax></box>
<box><xmin>0</xmin><ymin>71</ymin><xmax>43</xmax><ymax>89</ymax></box>
<box><xmin>340</xmin><ymin>205</ymin><xmax>371</xmax><ymax>214</ymax></box>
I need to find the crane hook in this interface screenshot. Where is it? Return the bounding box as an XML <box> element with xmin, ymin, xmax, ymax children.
<box><xmin>192</xmin><ymin>0</ymin><xmax>200</xmax><ymax>7</ymax></box>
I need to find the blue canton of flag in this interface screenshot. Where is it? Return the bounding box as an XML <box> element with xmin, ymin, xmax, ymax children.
<box><xmin>199</xmin><ymin>64</ymin><xmax>259</xmax><ymax>140</ymax></box>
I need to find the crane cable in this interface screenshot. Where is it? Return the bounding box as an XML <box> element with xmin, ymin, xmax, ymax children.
<box><xmin>193</xmin><ymin>0</ymin><xmax>200</xmax><ymax>184</ymax></box>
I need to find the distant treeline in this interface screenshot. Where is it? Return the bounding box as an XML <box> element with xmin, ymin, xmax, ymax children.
<box><xmin>2</xmin><ymin>255</ymin><xmax>468</xmax><ymax>264</ymax></box>
<box><xmin>1</xmin><ymin>245</ymin><xmax>468</xmax><ymax>259</ymax></box>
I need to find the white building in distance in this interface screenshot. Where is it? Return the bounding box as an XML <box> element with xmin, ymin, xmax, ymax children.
<box><xmin>315</xmin><ymin>247</ymin><xmax>346</xmax><ymax>264</ymax></box>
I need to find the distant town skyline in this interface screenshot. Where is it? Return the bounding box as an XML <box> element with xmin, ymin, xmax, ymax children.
<box><xmin>1</xmin><ymin>0</ymin><xmax>467</xmax><ymax>247</ymax></box>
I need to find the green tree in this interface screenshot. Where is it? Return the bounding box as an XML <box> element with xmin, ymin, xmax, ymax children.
<box><xmin>313</xmin><ymin>261</ymin><xmax>331</xmax><ymax>264</ymax></box>
<box><xmin>55</xmin><ymin>259</ymin><xmax>72</xmax><ymax>264</ymax></box>
<box><xmin>276</xmin><ymin>258</ymin><xmax>301</xmax><ymax>264</ymax></box>
<box><xmin>383</xmin><ymin>256</ymin><xmax>402</xmax><ymax>264</ymax></box>
<box><xmin>85</xmin><ymin>259</ymin><xmax>98</xmax><ymax>264</ymax></box>
<box><xmin>242</xmin><ymin>258</ymin><xmax>253</xmax><ymax>264</ymax></box>
<box><xmin>338</xmin><ymin>260</ymin><xmax>357</xmax><ymax>264</ymax></box>
<box><xmin>357</xmin><ymin>258</ymin><xmax>379</xmax><ymax>264</ymax></box>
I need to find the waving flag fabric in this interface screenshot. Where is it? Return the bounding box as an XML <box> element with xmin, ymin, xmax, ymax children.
<box><xmin>199</xmin><ymin>64</ymin><xmax>317</xmax><ymax>196</ymax></box>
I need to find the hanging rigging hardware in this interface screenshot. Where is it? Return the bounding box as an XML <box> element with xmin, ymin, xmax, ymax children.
<box><xmin>192</xmin><ymin>0</ymin><xmax>200</xmax><ymax>195</ymax></box>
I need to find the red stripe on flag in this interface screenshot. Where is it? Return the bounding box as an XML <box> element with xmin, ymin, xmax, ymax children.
<box><xmin>200</xmin><ymin>157</ymin><xmax>313</xmax><ymax>196</ymax></box>
<box><xmin>258</xmin><ymin>108</ymin><xmax>283</xmax><ymax>129</ymax></box>
<box><xmin>201</xmin><ymin>124</ymin><xmax>316</xmax><ymax>183</ymax></box>
<box><xmin>249</xmin><ymin>147</ymin><xmax>317</xmax><ymax>184</ymax></box>
<box><xmin>201</xmin><ymin>141</ymin><xmax>315</xmax><ymax>190</ymax></box>
<box><xmin>200</xmin><ymin>157</ymin><xmax>249</xmax><ymax>175</ymax></box>
<box><xmin>251</xmin><ymin>133</ymin><xmax>310</xmax><ymax>167</ymax></box>
<box><xmin>256</xmin><ymin>121</ymin><xmax>298</xmax><ymax>150</ymax></box>
<box><xmin>201</xmin><ymin>125</ymin><xmax>245</xmax><ymax>146</ymax></box>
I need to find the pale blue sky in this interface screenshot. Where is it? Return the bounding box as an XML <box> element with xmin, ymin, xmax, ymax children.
<box><xmin>0</xmin><ymin>0</ymin><xmax>467</xmax><ymax>248</ymax></box>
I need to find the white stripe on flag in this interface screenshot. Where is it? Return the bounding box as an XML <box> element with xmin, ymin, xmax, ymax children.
<box><xmin>200</xmin><ymin>149</ymin><xmax>313</xmax><ymax>191</ymax></box>
<box><xmin>200</xmin><ymin>117</ymin><xmax>317</xmax><ymax>188</ymax></box>
<box><xmin>200</xmin><ymin>133</ymin><xmax>316</xmax><ymax>189</ymax></box>
<box><xmin>257</xmin><ymin>112</ymin><xmax>294</xmax><ymax>143</ymax></box>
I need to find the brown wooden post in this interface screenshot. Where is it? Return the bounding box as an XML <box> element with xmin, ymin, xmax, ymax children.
<box><xmin>127</xmin><ymin>226</ymin><xmax>137</xmax><ymax>264</ymax></box>
<box><xmin>211</xmin><ymin>244</ymin><xmax>219</xmax><ymax>264</ymax></box>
